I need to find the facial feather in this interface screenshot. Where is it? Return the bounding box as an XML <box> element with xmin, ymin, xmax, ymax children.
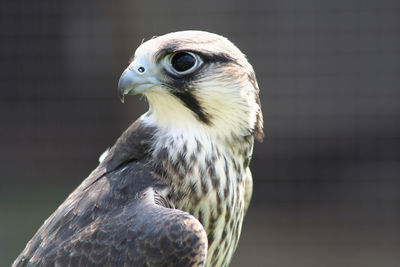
<box><xmin>128</xmin><ymin>30</ymin><xmax>263</xmax><ymax>143</ymax></box>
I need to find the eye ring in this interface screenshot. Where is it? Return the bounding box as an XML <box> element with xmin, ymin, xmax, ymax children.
<box><xmin>168</xmin><ymin>51</ymin><xmax>202</xmax><ymax>75</ymax></box>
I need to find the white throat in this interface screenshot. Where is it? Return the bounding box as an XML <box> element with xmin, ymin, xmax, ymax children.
<box><xmin>142</xmin><ymin>85</ymin><xmax>257</xmax><ymax>144</ymax></box>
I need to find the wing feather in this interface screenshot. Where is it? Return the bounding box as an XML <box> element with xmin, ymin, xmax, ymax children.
<box><xmin>13</xmin><ymin>119</ymin><xmax>207</xmax><ymax>266</ymax></box>
<box><xmin>14</xmin><ymin>161</ymin><xmax>207</xmax><ymax>267</ymax></box>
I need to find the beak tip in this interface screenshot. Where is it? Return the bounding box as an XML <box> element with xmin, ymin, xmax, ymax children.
<box><xmin>118</xmin><ymin>92</ymin><xmax>125</xmax><ymax>103</ymax></box>
<box><xmin>118</xmin><ymin>69</ymin><xmax>132</xmax><ymax>103</ymax></box>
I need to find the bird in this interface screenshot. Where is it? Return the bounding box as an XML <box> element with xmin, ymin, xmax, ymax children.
<box><xmin>13</xmin><ymin>30</ymin><xmax>263</xmax><ymax>267</ymax></box>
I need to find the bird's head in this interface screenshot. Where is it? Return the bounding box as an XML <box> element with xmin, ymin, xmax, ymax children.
<box><xmin>118</xmin><ymin>30</ymin><xmax>263</xmax><ymax>142</ymax></box>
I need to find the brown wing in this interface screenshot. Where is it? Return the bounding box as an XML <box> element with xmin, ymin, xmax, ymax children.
<box><xmin>13</xmin><ymin>161</ymin><xmax>207</xmax><ymax>267</ymax></box>
<box><xmin>13</xmin><ymin>119</ymin><xmax>207</xmax><ymax>266</ymax></box>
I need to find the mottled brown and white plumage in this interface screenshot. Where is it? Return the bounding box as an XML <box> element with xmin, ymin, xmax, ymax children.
<box><xmin>13</xmin><ymin>30</ymin><xmax>263</xmax><ymax>267</ymax></box>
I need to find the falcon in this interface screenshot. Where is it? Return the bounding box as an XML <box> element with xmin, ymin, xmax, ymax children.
<box><xmin>13</xmin><ymin>30</ymin><xmax>263</xmax><ymax>267</ymax></box>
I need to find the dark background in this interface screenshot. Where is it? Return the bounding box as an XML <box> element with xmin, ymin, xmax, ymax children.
<box><xmin>1</xmin><ymin>0</ymin><xmax>399</xmax><ymax>266</ymax></box>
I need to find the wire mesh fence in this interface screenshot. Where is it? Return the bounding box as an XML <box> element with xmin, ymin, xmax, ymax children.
<box><xmin>1</xmin><ymin>0</ymin><xmax>399</xmax><ymax>266</ymax></box>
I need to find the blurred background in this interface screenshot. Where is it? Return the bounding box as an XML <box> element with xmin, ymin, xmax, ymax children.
<box><xmin>1</xmin><ymin>0</ymin><xmax>399</xmax><ymax>266</ymax></box>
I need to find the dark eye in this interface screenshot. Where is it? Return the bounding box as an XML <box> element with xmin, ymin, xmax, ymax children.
<box><xmin>171</xmin><ymin>52</ymin><xmax>196</xmax><ymax>72</ymax></box>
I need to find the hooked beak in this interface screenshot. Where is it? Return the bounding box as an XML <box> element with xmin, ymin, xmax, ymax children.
<box><xmin>117</xmin><ymin>68</ymin><xmax>155</xmax><ymax>103</ymax></box>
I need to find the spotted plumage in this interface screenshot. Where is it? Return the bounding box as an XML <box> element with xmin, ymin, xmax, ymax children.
<box><xmin>13</xmin><ymin>30</ymin><xmax>263</xmax><ymax>267</ymax></box>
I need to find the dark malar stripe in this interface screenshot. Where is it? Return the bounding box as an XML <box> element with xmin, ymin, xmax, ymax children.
<box><xmin>172</xmin><ymin>91</ymin><xmax>211</xmax><ymax>124</ymax></box>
